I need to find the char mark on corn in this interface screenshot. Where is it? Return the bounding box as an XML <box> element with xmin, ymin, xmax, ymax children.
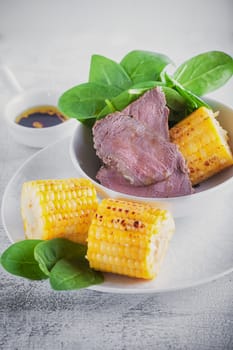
<box><xmin>87</xmin><ymin>198</ymin><xmax>175</xmax><ymax>280</ymax></box>
<box><xmin>170</xmin><ymin>107</ymin><xmax>233</xmax><ymax>185</ymax></box>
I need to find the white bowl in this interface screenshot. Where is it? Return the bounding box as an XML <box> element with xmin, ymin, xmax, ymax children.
<box><xmin>69</xmin><ymin>99</ymin><xmax>233</xmax><ymax>217</ymax></box>
<box><xmin>4</xmin><ymin>87</ymin><xmax>78</xmax><ymax>148</ymax></box>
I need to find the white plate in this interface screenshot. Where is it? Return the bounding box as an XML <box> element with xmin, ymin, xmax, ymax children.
<box><xmin>2</xmin><ymin>136</ymin><xmax>233</xmax><ymax>294</ymax></box>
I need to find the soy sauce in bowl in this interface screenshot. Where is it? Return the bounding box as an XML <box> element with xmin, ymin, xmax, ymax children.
<box><xmin>15</xmin><ymin>105</ymin><xmax>67</xmax><ymax>128</ymax></box>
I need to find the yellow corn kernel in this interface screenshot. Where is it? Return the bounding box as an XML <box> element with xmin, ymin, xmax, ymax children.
<box><xmin>170</xmin><ymin>107</ymin><xmax>233</xmax><ymax>185</ymax></box>
<box><xmin>86</xmin><ymin>198</ymin><xmax>175</xmax><ymax>280</ymax></box>
<box><xmin>21</xmin><ymin>178</ymin><xmax>98</xmax><ymax>244</ymax></box>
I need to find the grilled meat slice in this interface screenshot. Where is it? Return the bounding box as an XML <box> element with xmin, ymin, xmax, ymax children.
<box><xmin>93</xmin><ymin>113</ymin><xmax>179</xmax><ymax>186</ymax></box>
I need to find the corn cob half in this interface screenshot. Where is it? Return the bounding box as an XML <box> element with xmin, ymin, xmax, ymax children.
<box><xmin>21</xmin><ymin>178</ymin><xmax>98</xmax><ymax>244</ymax></box>
<box><xmin>170</xmin><ymin>107</ymin><xmax>233</xmax><ymax>185</ymax></box>
<box><xmin>87</xmin><ymin>198</ymin><xmax>175</xmax><ymax>280</ymax></box>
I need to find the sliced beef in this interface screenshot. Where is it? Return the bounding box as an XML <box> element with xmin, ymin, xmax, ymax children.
<box><xmin>93</xmin><ymin>86</ymin><xmax>193</xmax><ymax>198</ymax></box>
<box><xmin>93</xmin><ymin>113</ymin><xmax>180</xmax><ymax>186</ymax></box>
<box><xmin>97</xmin><ymin>162</ymin><xmax>193</xmax><ymax>198</ymax></box>
<box><xmin>121</xmin><ymin>87</ymin><xmax>169</xmax><ymax>140</ymax></box>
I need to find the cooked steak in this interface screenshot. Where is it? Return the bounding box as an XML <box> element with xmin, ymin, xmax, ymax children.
<box><xmin>122</xmin><ymin>87</ymin><xmax>169</xmax><ymax>140</ymax></box>
<box><xmin>93</xmin><ymin>86</ymin><xmax>193</xmax><ymax>197</ymax></box>
<box><xmin>96</xmin><ymin>162</ymin><xmax>193</xmax><ymax>198</ymax></box>
<box><xmin>93</xmin><ymin>113</ymin><xmax>180</xmax><ymax>186</ymax></box>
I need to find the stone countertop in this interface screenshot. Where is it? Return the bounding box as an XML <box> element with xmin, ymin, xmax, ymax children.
<box><xmin>0</xmin><ymin>1</ymin><xmax>233</xmax><ymax>349</ymax></box>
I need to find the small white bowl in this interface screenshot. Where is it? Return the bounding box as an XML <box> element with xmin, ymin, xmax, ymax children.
<box><xmin>69</xmin><ymin>99</ymin><xmax>233</xmax><ymax>217</ymax></box>
<box><xmin>4</xmin><ymin>87</ymin><xmax>78</xmax><ymax>148</ymax></box>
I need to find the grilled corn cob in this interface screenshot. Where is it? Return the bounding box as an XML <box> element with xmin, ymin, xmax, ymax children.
<box><xmin>21</xmin><ymin>178</ymin><xmax>98</xmax><ymax>244</ymax></box>
<box><xmin>170</xmin><ymin>107</ymin><xmax>233</xmax><ymax>185</ymax></box>
<box><xmin>87</xmin><ymin>198</ymin><xmax>175</xmax><ymax>280</ymax></box>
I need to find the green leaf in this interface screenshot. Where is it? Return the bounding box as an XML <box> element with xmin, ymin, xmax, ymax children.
<box><xmin>164</xmin><ymin>73</ymin><xmax>210</xmax><ymax>113</ymax></box>
<box><xmin>58</xmin><ymin>82</ymin><xmax>121</xmax><ymax>127</ymax></box>
<box><xmin>121</xmin><ymin>50</ymin><xmax>172</xmax><ymax>84</ymax></box>
<box><xmin>49</xmin><ymin>258</ymin><xmax>104</xmax><ymax>291</ymax></box>
<box><xmin>161</xmin><ymin>86</ymin><xmax>186</xmax><ymax>112</ymax></box>
<box><xmin>1</xmin><ymin>240</ymin><xmax>48</xmax><ymax>280</ymax></box>
<box><xmin>173</xmin><ymin>51</ymin><xmax>233</xmax><ymax>95</ymax></box>
<box><xmin>89</xmin><ymin>54</ymin><xmax>132</xmax><ymax>90</ymax></box>
<box><xmin>128</xmin><ymin>80</ymin><xmax>164</xmax><ymax>94</ymax></box>
<box><xmin>35</xmin><ymin>239</ymin><xmax>103</xmax><ymax>290</ymax></box>
<box><xmin>97</xmin><ymin>81</ymin><xmax>163</xmax><ymax>119</ymax></box>
<box><xmin>97</xmin><ymin>90</ymin><xmax>136</xmax><ymax>118</ymax></box>
<box><xmin>1</xmin><ymin>238</ymin><xmax>104</xmax><ymax>290</ymax></box>
<box><xmin>34</xmin><ymin>238</ymin><xmax>87</xmax><ymax>276</ymax></box>
<box><xmin>58</xmin><ymin>50</ymin><xmax>233</xmax><ymax>128</ymax></box>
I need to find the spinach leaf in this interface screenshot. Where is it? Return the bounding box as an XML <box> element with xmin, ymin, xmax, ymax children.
<box><xmin>1</xmin><ymin>240</ymin><xmax>48</xmax><ymax>280</ymax></box>
<box><xmin>97</xmin><ymin>81</ymin><xmax>186</xmax><ymax>120</ymax></box>
<box><xmin>97</xmin><ymin>81</ymin><xmax>163</xmax><ymax>119</ymax></box>
<box><xmin>173</xmin><ymin>51</ymin><xmax>233</xmax><ymax>95</ymax></box>
<box><xmin>97</xmin><ymin>90</ymin><xmax>137</xmax><ymax>118</ymax></box>
<box><xmin>121</xmin><ymin>50</ymin><xmax>172</xmax><ymax>84</ymax></box>
<box><xmin>164</xmin><ymin>73</ymin><xmax>210</xmax><ymax>113</ymax></box>
<box><xmin>34</xmin><ymin>238</ymin><xmax>87</xmax><ymax>276</ymax></box>
<box><xmin>49</xmin><ymin>258</ymin><xmax>104</xmax><ymax>291</ymax></box>
<box><xmin>89</xmin><ymin>54</ymin><xmax>132</xmax><ymax>90</ymax></box>
<box><xmin>58</xmin><ymin>82</ymin><xmax>121</xmax><ymax>127</ymax></box>
<box><xmin>35</xmin><ymin>238</ymin><xmax>103</xmax><ymax>291</ymax></box>
<box><xmin>58</xmin><ymin>49</ymin><xmax>233</xmax><ymax>127</ymax></box>
<box><xmin>129</xmin><ymin>80</ymin><xmax>186</xmax><ymax>112</ymax></box>
<box><xmin>161</xmin><ymin>86</ymin><xmax>186</xmax><ymax>112</ymax></box>
<box><xmin>1</xmin><ymin>238</ymin><xmax>104</xmax><ymax>291</ymax></box>
<box><xmin>128</xmin><ymin>80</ymin><xmax>164</xmax><ymax>93</ymax></box>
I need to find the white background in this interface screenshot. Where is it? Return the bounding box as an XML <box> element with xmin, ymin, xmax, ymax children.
<box><xmin>1</xmin><ymin>0</ymin><xmax>233</xmax><ymax>103</ymax></box>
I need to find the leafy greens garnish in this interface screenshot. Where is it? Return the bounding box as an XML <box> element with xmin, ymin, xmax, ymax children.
<box><xmin>58</xmin><ymin>50</ymin><xmax>233</xmax><ymax>127</ymax></box>
<box><xmin>0</xmin><ymin>240</ymin><xmax>48</xmax><ymax>280</ymax></box>
<box><xmin>0</xmin><ymin>238</ymin><xmax>104</xmax><ymax>291</ymax></box>
<box><xmin>173</xmin><ymin>51</ymin><xmax>233</xmax><ymax>96</ymax></box>
<box><xmin>120</xmin><ymin>50</ymin><xmax>172</xmax><ymax>84</ymax></box>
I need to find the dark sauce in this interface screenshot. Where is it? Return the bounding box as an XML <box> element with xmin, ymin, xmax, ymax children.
<box><xmin>15</xmin><ymin>105</ymin><xmax>67</xmax><ymax>128</ymax></box>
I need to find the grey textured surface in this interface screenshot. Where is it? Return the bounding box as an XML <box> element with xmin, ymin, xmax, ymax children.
<box><xmin>0</xmin><ymin>272</ymin><xmax>233</xmax><ymax>350</ymax></box>
<box><xmin>0</xmin><ymin>1</ymin><xmax>233</xmax><ymax>349</ymax></box>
